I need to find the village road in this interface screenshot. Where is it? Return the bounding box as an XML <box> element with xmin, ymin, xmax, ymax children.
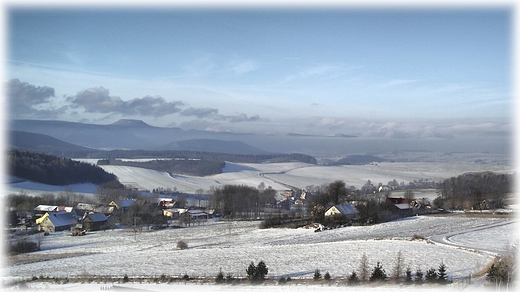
<box><xmin>429</xmin><ymin>220</ymin><xmax>517</xmax><ymax>256</ymax></box>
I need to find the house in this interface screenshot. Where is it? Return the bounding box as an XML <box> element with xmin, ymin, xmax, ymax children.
<box><xmin>109</xmin><ymin>199</ymin><xmax>135</xmax><ymax>212</ymax></box>
<box><xmin>158</xmin><ymin>198</ymin><xmax>176</xmax><ymax>209</ymax></box>
<box><xmin>163</xmin><ymin>208</ymin><xmax>187</xmax><ymax>219</ymax></box>
<box><xmin>34</xmin><ymin>205</ymin><xmax>58</xmax><ymax>216</ymax></box>
<box><xmin>82</xmin><ymin>212</ymin><xmax>109</xmax><ymax>231</ymax></box>
<box><xmin>36</xmin><ymin>211</ymin><xmax>78</xmax><ymax>232</ymax></box>
<box><xmin>393</xmin><ymin>203</ymin><xmax>413</xmax><ymax>216</ymax></box>
<box><xmin>325</xmin><ymin>204</ymin><xmax>359</xmax><ymax>221</ymax></box>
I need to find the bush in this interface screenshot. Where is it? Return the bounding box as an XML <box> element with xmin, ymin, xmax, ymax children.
<box><xmin>177</xmin><ymin>240</ymin><xmax>188</xmax><ymax>250</ymax></box>
<box><xmin>278</xmin><ymin>277</ymin><xmax>286</xmax><ymax>285</ymax></box>
<box><xmin>8</xmin><ymin>238</ymin><xmax>39</xmax><ymax>254</ymax></box>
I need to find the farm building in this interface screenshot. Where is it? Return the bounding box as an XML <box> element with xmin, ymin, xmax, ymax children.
<box><xmin>109</xmin><ymin>199</ymin><xmax>135</xmax><ymax>212</ymax></box>
<box><xmin>82</xmin><ymin>212</ymin><xmax>109</xmax><ymax>231</ymax></box>
<box><xmin>36</xmin><ymin>211</ymin><xmax>78</xmax><ymax>232</ymax></box>
<box><xmin>325</xmin><ymin>204</ymin><xmax>359</xmax><ymax>221</ymax></box>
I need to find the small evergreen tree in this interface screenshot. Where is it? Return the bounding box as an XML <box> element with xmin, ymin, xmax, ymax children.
<box><xmin>425</xmin><ymin>268</ymin><xmax>438</xmax><ymax>283</ymax></box>
<box><xmin>215</xmin><ymin>268</ymin><xmax>225</xmax><ymax>284</ymax></box>
<box><xmin>246</xmin><ymin>261</ymin><xmax>268</xmax><ymax>284</ymax></box>
<box><xmin>405</xmin><ymin>267</ymin><xmax>413</xmax><ymax>284</ymax></box>
<box><xmin>256</xmin><ymin>261</ymin><xmax>268</xmax><ymax>282</ymax></box>
<box><xmin>437</xmin><ymin>262</ymin><xmax>448</xmax><ymax>284</ymax></box>
<box><xmin>246</xmin><ymin>261</ymin><xmax>257</xmax><ymax>282</ymax></box>
<box><xmin>348</xmin><ymin>270</ymin><xmax>359</xmax><ymax>286</ymax></box>
<box><xmin>313</xmin><ymin>269</ymin><xmax>322</xmax><ymax>281</ymax></box>
<box><xmin>415</xmin><ymin>269</ymin><xmax>423</xmax><ymax>284</ymax></box>
<box><xmin>370</xmin><ymin>262</ymin><xmax>387</xmax><ymax>282</ymax></box>
<box><xmin>278</xmin><ymin>277</ymin><xmax>286</xmax><ymax>285</ymax></box>
<box><xmin>324</xmin><ymin>272</ymin><xmax>331</xmax><ymax>281</ymax></box>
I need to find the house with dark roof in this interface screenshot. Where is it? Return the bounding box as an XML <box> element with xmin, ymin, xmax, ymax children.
<box><xmin>36</xmin><ymin>211</ymin><xmax>78</xmax><ymax>232</ymax></box>
<box><xmin>82</xmin><ymin>212</ymin><xmax>109</xmax><ymax>231</ymax></box>
<box><xmin>109</xmin><ymin>199</ymin><xmax>135</xmax><ymax>212</ymax></box>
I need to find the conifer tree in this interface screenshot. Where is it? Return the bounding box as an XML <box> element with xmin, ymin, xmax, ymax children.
<box><xmin>313</xmin><ymin>269</ymin><xmax>322</xmax><ymax>281</ymax></box>
<box><xmin>370</xmin><ymin>262</ymin><xmax>387</xmax><ymax>282</ymax></box>
<box><xmin>348</xmin><ymin>270</ymin><xmax>359</xmax><ymax>286</ymax></box>
<box><xmin>437</xmin><ymin>262</ymin><xmax>448</xmax><ymax>283</ymax></box>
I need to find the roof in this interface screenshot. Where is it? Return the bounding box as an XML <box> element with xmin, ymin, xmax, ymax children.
<box><xmin>110</xmin><ymin>199</ymin><xmax>135</xmax><ymax>209</ymax></box>
<box><xmin>34</xmin><ymin>205</ymin><xmax>57</xmax><ymax>212</ymax></box>
<box><xmin>330</xmin><ymin>204</ymin><xmax>358</xmax><ymax>215</ymax></box>
<box><xmin>76</xmin><ymin>203</ymin><xmax>97</xmax><ymax>211</ymax></box>
<box><xmin>85</xmin><ymin>212</ymin><xmax>108</xmax><ymax>222</ymax></box>
<box><xmin>394</xmin><ymin>203</ymin><xmax>411</xmax><ymax>210</ymax></box>
<box><xmin>43</xmin><ymin>211</ymin><xmax>78</xmax><ymax>228</ymax></box>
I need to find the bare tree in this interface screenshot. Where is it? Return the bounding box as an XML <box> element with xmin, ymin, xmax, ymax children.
<box><xmin>359</xmin><ymin>252</ymin><xmax>369</xmax><ymax>282</ymax></box>
<box><xmin>392</xmin><ymin>250</ymin><xmax>405</xmax><ymax>281</ymax></box>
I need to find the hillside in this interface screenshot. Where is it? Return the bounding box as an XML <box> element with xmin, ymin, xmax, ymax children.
<box><xmin>157</xmin><ymin>139</ymin><xmax>271</xmax><ymax>155</ymax></box>
<box><xmin>9</xmin><ymin>131</ymin><xmax>95</xmax><ymax>157</ymax></box>
<box><xmin>330</xmin><ymin>155</ymin><xmax>386</xmax><ymax>165</ymax></box>
<box><xmin>7</xmin><ymin>149</ymin><xmax>118</xmax><ymax>186</ymax></box>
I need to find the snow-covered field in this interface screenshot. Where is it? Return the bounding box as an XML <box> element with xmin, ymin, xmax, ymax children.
<box><xmin>5</xmin><ymin>216</ymin><xmax>517</xmax><ymax>283</ymax></box>
<box><xmin>49</xmin><ymin>160</ymin><xmax>515</xmax><ymax>194</ymax></box>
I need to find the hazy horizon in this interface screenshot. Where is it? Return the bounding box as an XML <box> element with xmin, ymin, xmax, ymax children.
<box><xmin>5</xmin><ymin>4</ymin><xmax>513</xmax><ymax>146</ymax></box>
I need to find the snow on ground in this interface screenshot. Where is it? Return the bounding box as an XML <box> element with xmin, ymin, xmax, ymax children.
<box><xmin>6</xmin><ymin>180</ymin><xmax>98</xmax><ymax>197</ymax></box>
<box><xmin>5</xmin><ymin>216</ymin><xmax>515</xmax><ymax>282</ymax></box>
<box><xmin>90</xmin><ymin>161</ymin><xmax>515</xmax><ymax>194</ymax></box>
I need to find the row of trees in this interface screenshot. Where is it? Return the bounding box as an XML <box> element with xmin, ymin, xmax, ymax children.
<box><xmin>8</xmin><ymin>149</ymin><xmax>117</xmax><ymax>185</ymax></box>
<box><xmin>436</xmin><ymin>172</ymin><xmax>512</xmax><ymax>210</ymax></box>
<box><xmin>211</xmin><ymin>184</ymin><xmax>277</xmax><ymax>218</ymax></box>
<box><xmin>213</xmin><ymin>255</ymin><xmax>449</xmax><ymax>286</ymax></box>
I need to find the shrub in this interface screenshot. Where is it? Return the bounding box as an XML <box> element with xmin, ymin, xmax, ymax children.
<box><xmin>177</xmin><ymin>240</ymin><xmax>188</xmax><ymax>250</ymax></box>
<box><xmin>182</xmin><ymin>274</ymin><xmax>190</xmax><ymax>281</ymax></box>
<box><xmin>278</xmin><ymin>277</ymin><xmax>286</xmax><ymax>285</ymax></box>
<box><xmin>123</xmin><ymin>274</ymin><xmax>129</xmax><ymax>283</ymax></box>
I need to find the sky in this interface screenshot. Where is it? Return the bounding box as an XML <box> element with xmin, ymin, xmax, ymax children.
<box><xmin>3</xmin><ymin>2</ymin><xmax>515</xmax><ymax>139</ymax></box>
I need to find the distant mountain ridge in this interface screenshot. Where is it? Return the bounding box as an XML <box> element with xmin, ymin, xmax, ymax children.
<box><xmin>109</xmin><ymin>119</ymin><xmax>154</xmax><ymax>127</ymax></box>
<box><xmin>9</xmin><ymin>131</ymin><xmax>95</xmax><ymax>157</ymax></box>
<box><xmin>9</xmin><ymin>127</ymin><xmax>272</xmax><ymax>157</ymax></box>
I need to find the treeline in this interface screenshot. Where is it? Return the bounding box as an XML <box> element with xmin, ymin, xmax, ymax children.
<box><xmin>95</xmin><ymin>152</ymin><xmax>316</xmax><ymax>176</ymax></box>
<box><xmin>436</xmin><ymin>171</ymin><xmax>513</xmax><ymax>210</ymax></box>
<box><xmin>211</xmin><ymin>185</ymin><xmax>277</xmax><ymax>218</ymax></box>
<box><xmin>90</xmin><ymin>150</ymin><xmax>317</xmax><ymax>164</ymax></box>
<box><xmin>102</xmin><ymin>158</ymin><xmax>226</xmax><ymax>177</ymax></box>
<box><xmin>7</xmin><ymin>149</ymin><xmax>118</xmax><ymax>185</ymax></box>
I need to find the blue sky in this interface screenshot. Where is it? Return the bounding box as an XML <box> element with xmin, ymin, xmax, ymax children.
<box><xmin>5</xmin><ymin>5</ymin><xmax>514</xmax><ymax>138</ymax></box>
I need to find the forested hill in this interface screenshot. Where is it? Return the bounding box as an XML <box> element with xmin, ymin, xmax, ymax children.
<box><xmin>7</xmin><ymin>149</ymin><xmax>118</xmax><ymax>186</ymax></box>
